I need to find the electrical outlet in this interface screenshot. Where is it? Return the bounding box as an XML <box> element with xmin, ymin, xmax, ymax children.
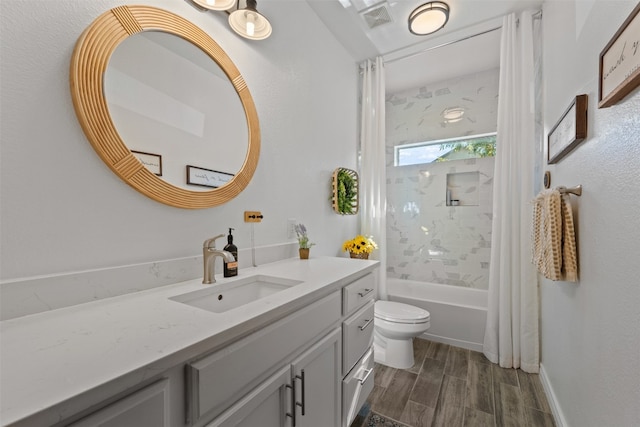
<box><xmin>287</xmin><ymin>218</ymin><xmax>297</xmax><ymax>239</ymax></box>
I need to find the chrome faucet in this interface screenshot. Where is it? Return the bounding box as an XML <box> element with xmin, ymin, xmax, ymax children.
<box><xmin>202</xmin><ymin>234</ymin><xmax>236</xmax><ymax>284</ymax></box>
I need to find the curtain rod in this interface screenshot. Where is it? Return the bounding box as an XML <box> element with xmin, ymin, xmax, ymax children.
<box><xmin>382</xmin><ymin>9</ymin><xmax>542</xmax><ymax>66</ymax></box>
<box><xmin>383</xmin><ymin>26</ymin><xmax>501</xmax><ymax>65</ymax></box>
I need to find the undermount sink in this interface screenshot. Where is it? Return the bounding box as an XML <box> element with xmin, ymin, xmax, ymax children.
<box><xmin>170</xmin><ymin>275</ymin><xmax>303</xmax><ymax>313</ymax></box>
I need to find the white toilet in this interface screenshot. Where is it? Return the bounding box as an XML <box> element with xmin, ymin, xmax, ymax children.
<box><xmin>373</xmin><ymin>300</ymin><xmax>431</xmax><ymax>369</ymax></box>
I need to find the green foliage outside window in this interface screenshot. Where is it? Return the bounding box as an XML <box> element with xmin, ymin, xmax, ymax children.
<box><xmin>436</xmin><ymin>135</ymin><xmax>496</xmax><ymax>162</ymax></box>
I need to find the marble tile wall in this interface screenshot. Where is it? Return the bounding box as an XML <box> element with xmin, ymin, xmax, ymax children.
<box><xmin>386</xmin><ymin>68</ymin><xmax>499</xmax><ymax>148</ymax></box>
<box><xmin>386</xmin><ymin>158</ymin><xmax>494</xmax><ymax>289</ymax></box>
<box><xmin>385</xmin><ymin>69</ymin><xmax>498</xmax><ymax>290</ymax></box>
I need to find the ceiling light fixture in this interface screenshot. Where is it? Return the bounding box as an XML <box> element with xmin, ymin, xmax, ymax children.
<box><xmin>442</xmin><ymin>107</ymin><xmax>465</xmax><ymax>123</ymax></box>
<box><xmin>229</xmin><ymin>0</ymin><xmax>272</xmax><ymax>40</ymax></box>
<box><xmin>408</xmin><ymin>1</ymin><xmax>450</xmax><ymax>36</ymax></box>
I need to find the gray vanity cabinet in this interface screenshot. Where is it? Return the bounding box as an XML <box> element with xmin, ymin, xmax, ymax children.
<box><xmin>31</xmin><ymin>267</ymin><xmax>378</xmax><ymax>427</ymax></box>
<box><xmin>207</xmin><ymin>328</ymin><xmax>341</xmax><ymax>427</ymax></box>
<box><xmin>189</xmin><ymin>272</ymin><xmax>377</xmax><ymax>427</ymax></box>
<box><xmin>188</xmin><ymin>291</ymin><xmax>342</xmax><ymax>426</ymax></box>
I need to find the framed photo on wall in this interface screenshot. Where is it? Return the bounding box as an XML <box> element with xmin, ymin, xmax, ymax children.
<box><xmin>547</xmin><ymin>94</ymin><xmax>588</xmax><ymax>164</ymax></box>
<box><xmin>599</xmin><ymin>3</ymin><xmax>640</xmax><ymax>108</ymax></box>
<box><xmin>186</xmin><ymin>165</ymin><xmax>234</xmax><ymax>188</ymax></box>
<box><xmin>131</xmin><ymin>150</ymin><xmax>162</xmax><ymax>176</ymax></box>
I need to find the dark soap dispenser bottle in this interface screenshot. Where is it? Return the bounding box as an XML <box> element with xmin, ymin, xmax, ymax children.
<box><xmin>223</xmin><ymin>228</ymin><xmax>238</xmax><ymax>277</ymax></box>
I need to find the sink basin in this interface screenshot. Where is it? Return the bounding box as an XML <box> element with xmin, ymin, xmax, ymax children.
<box><xmin>169</xmin><ymin>275</ymin><xmax>303</xmax><ymax>313</ymax></box>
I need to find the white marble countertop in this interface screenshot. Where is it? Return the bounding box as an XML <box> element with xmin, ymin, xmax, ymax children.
<box><xmin>0</xmin><ymin>256</ymin><xmax>378</xmax><ymax>426</ymax></box>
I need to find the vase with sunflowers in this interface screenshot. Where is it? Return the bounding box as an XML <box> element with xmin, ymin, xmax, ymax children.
<box><xmin>342</xmin><ymin>235</ymin><xmax>377</xmax><ymax>259</ymax></box>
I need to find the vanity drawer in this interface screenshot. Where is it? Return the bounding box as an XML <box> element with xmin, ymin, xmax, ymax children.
<box><xmin>342</xmin><ymin>300</ymin><xmax>375</xmax><ymax>375</ymax></box>
<box><xmin>342</xmin><ymin>347</ymin><xmax>374</xmax><ymax>427</ymax></box>
<box><xmin>342</xmin><ymin>273</ymin><xmax>375</xmax><ymax>316</ymax></box>
<box><xmin>187</xmin><ymin>290</ymin><xmax>341</xmax><ymax>424</ymax></box>
<box><xmin>69</xmin><ymin>379</ymin><xmax>170</xmax><ymax>427</ymax></box>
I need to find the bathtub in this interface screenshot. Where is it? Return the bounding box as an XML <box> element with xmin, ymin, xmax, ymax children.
<box><xmin>386</xmin><ymin>278</ymin><xmax>488</xmax><ymax>352</ymax></box>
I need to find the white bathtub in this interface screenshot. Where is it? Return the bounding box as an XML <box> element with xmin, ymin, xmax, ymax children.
<box><xmin>386</xmin><ymin>278</ymin><xmax>488</xmax><ymax>352</ymax></box>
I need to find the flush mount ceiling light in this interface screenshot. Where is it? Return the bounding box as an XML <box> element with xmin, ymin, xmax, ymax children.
<box><xmin>442</xmin><ymin>107</ymin><xmax>465</xmax><ymax>123</ymax></box>
<box><xmin>191</xmin><ymin>0</ymin><xmax>236</xmax><ymax>11</ymax></box>
<box><xmin>408</xmin><ymin>1</ymin><xmax>450</xmax><ymax>36</ymax></box>
<box><xmin>229</xmin><ymin>0</ymin><xmax>272</xmax><ymax>40</ymax></box>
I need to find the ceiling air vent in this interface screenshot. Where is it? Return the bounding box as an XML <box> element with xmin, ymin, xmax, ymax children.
<box><xmin>360</xmin><ymin>4</ymin><xmax>393</xmax><ymax>29</ymax></box>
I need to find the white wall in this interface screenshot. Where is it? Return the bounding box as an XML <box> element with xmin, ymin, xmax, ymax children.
<box><xmin>0</xmin><ymin>0</ymin><xmax>359</xmax><ymax>281</ymax></box>
<box><xmin>541</xmin><ymin>1</ymin><xmax>640</xmax><ymax>426</ymax></box>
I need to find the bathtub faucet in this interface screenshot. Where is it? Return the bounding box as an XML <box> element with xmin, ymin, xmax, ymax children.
<box><xmin>202</xmin><ymin>234</ymin><xmax>235</xmax><ymax>284</ymax></box>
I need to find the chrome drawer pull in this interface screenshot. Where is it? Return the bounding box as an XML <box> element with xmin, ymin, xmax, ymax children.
<box><xmin>359</xmin><ymin>318</ymin><xmax>373</xmax><ymax>331</ymax></box>
<box><xmin>286</xmin><ymin>382</ymin><xmax>296</xmax><ymax>426</ymax></box>
<box><xmin>359</xmin><ymin>368</ymin><xmax>373</xmax><ymax>385</ymax></box>
<box><xmin>358</xmin><ymin>288</ymin><xmax>373</xmax><ymax>297</ymax></box>
<box><xmin>295</xmin><ymin>370</ymin><xmax>306</xmax><ymax>416</ymax></box>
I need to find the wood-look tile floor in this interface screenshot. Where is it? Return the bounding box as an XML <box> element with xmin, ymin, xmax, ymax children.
<box><xmin>350</xmin><ymin>339</ymin><xmax>555</xmax><ymax>427</ymax></box>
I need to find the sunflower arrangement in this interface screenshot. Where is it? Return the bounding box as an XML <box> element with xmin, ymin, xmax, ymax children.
<box><xmin>342</xmin><ymin>235</ymin><xmax>378</xmax><ymax>255</ymax></box>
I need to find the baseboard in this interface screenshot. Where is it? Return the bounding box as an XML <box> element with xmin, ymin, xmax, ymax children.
<box><xmin>539</xmin><ymin>363</ymin><xmax>568</xmax><ymax>427</ymax></box>
<box><xmin>420</xmin><ymin>332</ymin><xmax>483</xmax><ymax>352</ymax></box>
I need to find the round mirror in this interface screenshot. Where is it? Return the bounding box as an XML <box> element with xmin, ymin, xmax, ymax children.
<box><xmin>104</xmin><ymin>31</ymin><xmax>248</xmax><ymax>191</ymax></box>
<box><xmin>70</xmin><ymin>5</ymin><xmax>260</xmax><ymax>208</ymax></box>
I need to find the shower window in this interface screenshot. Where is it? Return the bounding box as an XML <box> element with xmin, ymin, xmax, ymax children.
<box><xmin>394</xmin><ymin>132</ymin><xmax>496</xmax><ymax>166</ymax></box>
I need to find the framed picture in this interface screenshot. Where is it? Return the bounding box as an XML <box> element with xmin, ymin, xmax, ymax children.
<box><xmin>547</xmin><ymin>94</ymin><xmax>588</xmax><ymax>164</ymax></box>
<box><xmin>599</xmin><ymin>3</ymin><xmax>640</xmax><ymax>108</ymax></box>
<box><xmin>186</xmin><ymin>165</ymin><xmax>234</xmax><ymax>188</ymax></box>
<box><xmin>131</xmin><ymin>150</ymin><xmax>162</xmax><ymax>176</ymax></box>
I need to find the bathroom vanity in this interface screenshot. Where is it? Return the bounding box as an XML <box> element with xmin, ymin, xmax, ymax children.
<box><xmin>0</xmin><ymin>257</ymin><xmax>377</xmax><ymax>427</ymax></box>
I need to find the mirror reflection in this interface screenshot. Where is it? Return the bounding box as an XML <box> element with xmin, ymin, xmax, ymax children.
<box><xmin>104</xmin><ymin>31</ymin><xmax>248</xmax><ymax>191</ymax></box>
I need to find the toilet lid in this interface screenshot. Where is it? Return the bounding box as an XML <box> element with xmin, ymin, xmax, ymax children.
<box><xmin>375</xmin><ymin>300</ymin><xmax>430</xmax><ymax>324</ymax></box>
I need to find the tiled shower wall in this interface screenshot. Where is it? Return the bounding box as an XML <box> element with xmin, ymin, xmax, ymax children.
<box><xmin>385</xmin><ymin>68</ymin><xmax>498</xmax><ymax>290</ymax></box>
<box><xmin>386</xmin><ymin>158</ymin><xmax>494</xmax><ymax>289</ymax></box>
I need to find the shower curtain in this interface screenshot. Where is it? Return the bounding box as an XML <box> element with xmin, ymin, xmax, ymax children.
<box><xmin>359</xmin><ymin>57</ymin><xmax>387</xmax><ymax>298</ymax></box>
<box><xmin>483</xmin><ymin>12</ymin><xmax>541</xmax><ymax>373</ymax></box>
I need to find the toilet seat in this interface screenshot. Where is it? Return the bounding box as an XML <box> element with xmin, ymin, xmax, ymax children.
<box><xmin>375</xmin><ymin>301</ymin><xmax>430</xmax><ymax>324</ymax></box>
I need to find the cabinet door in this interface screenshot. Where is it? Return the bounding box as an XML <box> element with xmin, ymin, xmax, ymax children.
<box><xmin>206</xmin><ymin>366</ymin><xmax>292</xmax><ymax>427</ymax></box>
<box><xmin>291</xmin><ymin>328</ymin><xmax>341</xmax><ymax>427</ymax></box>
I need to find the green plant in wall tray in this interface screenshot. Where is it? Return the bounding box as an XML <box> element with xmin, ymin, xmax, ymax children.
<box><xmin>332</xmin><ymin>168</ymin><xmax>359</xmax><ymax>215</ymax></box>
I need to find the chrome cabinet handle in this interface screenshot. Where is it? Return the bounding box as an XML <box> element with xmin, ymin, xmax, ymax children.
<box><xmin>286</xmin><ymin>381</ymin><xmax>296</xmax><ymax>426</ymax></box>
<box><xmin>358</xmin><ymin>288</ymin><xmax>373</xmax><ymax>297</ymax></box>
<box><xmin>360</xmin><ymin>368</ymin><xmax>373</xmax><ymax>385</ymax></box>
<box><xmin>295</xmin><ymin>370</ymin><xmax>306</xmax><ymax>416</ymax></box>
<box><xmin>359</xmin><ymin>318</ymin><xmax>373</xmax><ymax>331</ymax></box>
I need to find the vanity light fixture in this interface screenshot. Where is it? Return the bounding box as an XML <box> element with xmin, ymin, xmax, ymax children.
<box><xmin>408</xmin><ymin>1</ymin><xmax>450</xmax><ymax>36</ymax></box>
<box><xmin>228</xmin><ymin>0</ymin><xmax>272</xmax><ymax>40</ymax></box>
<box><xmin>191</xmin><ymin>0</ymin><xmax>236</xmax><ymax>11</ymax></box>
<box><xmin>187</xmin><ymin>0</ymin><xmax>272</xmax><ymax>40</ymax></box>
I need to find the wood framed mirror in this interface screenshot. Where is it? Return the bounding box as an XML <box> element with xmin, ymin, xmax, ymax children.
<box><xmin>70</xmin><ymin>5</ymin><xmax>260</xmax><ymax>209</ymax></box>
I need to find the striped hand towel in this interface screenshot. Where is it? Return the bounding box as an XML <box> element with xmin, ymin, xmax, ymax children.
<box><xmin>532</xmin><ymin>189</ymin><xmax>578</xmax><ymax>282</ymax></box>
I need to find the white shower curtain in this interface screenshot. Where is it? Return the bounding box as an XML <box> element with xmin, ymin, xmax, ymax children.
<box><xmin>359</xmin><ymin>57</ymin><xmax>387</xmax><ymax>298</ymax></box>
<box><xmin>483</xmin><ymin>12</ymin><xmax>541</xmax><ymax>373</ymax></box>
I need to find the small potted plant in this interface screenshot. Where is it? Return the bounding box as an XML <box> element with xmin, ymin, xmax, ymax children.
<box><xmin>342</xmin><ymin>235</ymin><xmax>377</xmax><ymax>259</ymax></box>
<box><xmin>295</xmin><ymin>223</ymin><xmax>315</xmax><ymax>259</ymax></box>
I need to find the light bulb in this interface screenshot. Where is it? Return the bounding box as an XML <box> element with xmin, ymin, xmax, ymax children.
<box><xmin>246</xmin><ymin>12</ymin><xmax>256</xmax><ymax>37</ymax></box>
